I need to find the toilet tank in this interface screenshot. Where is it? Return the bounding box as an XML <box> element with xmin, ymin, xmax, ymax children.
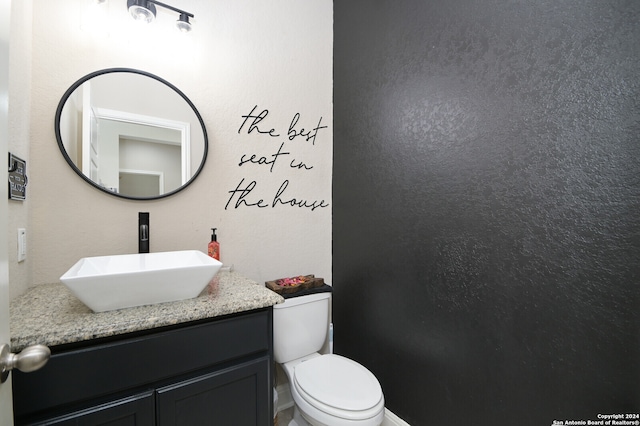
<box><xmin>272</xmin><ymin>292</ymin><xmax>331</xmax><ymax>363</ymax></box>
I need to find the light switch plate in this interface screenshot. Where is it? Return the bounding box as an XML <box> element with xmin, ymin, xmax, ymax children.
<box><xmin>17</xmin><ymin>228</ymin><xmax>26</xmax><ymax>262</ymax></box>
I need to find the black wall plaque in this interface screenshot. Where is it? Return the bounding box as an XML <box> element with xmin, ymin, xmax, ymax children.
<box><xmin>8</xmin><ymin>153</ymin><xmax>27</xmax><ymax>200</ymax></box>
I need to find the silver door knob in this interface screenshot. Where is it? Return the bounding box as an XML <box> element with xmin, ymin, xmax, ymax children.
<box><xmin>0</xmin><ymin>343</ymin><xmax>50</xmax><ymax>383</ymax></box>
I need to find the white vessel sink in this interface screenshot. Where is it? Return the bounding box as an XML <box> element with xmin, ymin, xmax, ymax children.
<box><xmin>60</xmin><ymin>250</ymin><xmax>222</xmax><ymax>312</ymax></box>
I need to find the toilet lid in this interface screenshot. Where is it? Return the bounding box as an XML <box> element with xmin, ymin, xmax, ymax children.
<box><xmin>294</xmin><ymin>354</ymin><xmax>382</xmax><ymax>412</ymax></box>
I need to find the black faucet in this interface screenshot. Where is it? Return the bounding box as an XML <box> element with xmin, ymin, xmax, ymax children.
<box><xmin>139</xmin><ymin>212</ymin><xmax>149</xmax><ymax>253</ymax></box>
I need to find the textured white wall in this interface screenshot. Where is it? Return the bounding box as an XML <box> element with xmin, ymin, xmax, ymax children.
<box><xmin>18</xmin><ymin>0</ymin><xmax>332</xmax><ymax>293</ymax></box>
<box><xmin>8</xmin><ymin>0</ymin><xmax>32</xmax><ymax>299</ymax></box>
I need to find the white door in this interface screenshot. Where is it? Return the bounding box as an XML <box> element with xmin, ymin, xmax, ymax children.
<box><xmin>0</xmin><ymin>0</ymin><xmax>14</xmax><ymax>423</ymax></box>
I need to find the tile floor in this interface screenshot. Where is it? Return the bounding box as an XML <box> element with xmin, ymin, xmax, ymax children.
<box><xmin>276</xmin><ymin>407</ymin><xmax>407</xmax><ymax>426</ymax></box>
<box><xmin>275</xmin><ymin>406</ymin><xmax>294</xmax><ymax>425</ymax></box>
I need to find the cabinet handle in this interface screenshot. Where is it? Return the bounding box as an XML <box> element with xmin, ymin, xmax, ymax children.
<box><xmin>0</xmin><ymin>343</ymin><xmax>51</xmax><ymax>383</ymax></box>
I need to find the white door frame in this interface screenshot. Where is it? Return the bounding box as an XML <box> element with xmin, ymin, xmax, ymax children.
<box><xmin>0</xmin><ymin>0</ymin><xmax>15</xmax><ymax>423</ymax></box>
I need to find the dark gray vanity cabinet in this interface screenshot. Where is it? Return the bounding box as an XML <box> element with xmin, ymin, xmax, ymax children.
<box><xmin>21</xmin><ymin>391</ymin><xmax>157</xmax><ymax>425</ymax></box>
<box><xmin>156</xmin><ymin>356</ymin><xmax>269</xmax><ymax>425</ymax></box>
<box><xmin>12</xmin><ymin>308</ymin><xmax>274</xmax><ymax>426</ymax></box>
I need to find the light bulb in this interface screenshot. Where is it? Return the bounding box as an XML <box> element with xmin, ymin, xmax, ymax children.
<box><xmin>127</xmin><ymin>0</ymin><xmax>155</xmax><ymax>23</ymax></box>
<box><xmin>176</xmin><ymin>13</ymin><xmax>192</xmax><ymax>32</ymax></box>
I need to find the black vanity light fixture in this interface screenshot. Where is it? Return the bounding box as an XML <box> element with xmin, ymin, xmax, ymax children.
<box><xmin>127</xmin><ymin>0</ymin><xmax>194</xmax><ymax>32</ymax></box>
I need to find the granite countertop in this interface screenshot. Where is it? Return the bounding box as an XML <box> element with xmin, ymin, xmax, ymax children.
<box><xmin>10</xmin><ymin>271</ymin><xmax>284</xmax><ymax>352</ymax></box>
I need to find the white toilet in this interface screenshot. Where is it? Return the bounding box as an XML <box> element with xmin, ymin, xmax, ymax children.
<box><xmin>273</xmin><ymin>291</ymin><xmax>385</xmax><ymax>426</ymax></box>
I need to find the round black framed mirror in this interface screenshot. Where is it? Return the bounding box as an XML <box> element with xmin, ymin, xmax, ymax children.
<box><xmin>55</xmin><ymin>68</ymin><xmax>208</xmax><ymax>200</ymax></box>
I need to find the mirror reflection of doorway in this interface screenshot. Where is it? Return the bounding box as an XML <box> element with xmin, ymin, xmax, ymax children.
<box><xmin>86</xmin><ymin>108</ymin><xmax>189</xmax><ymax>195</ymax></box>
<box><xmin>119</xmin><ymin>136</ymin><xmax>181</xmax><ymax>195</ymax></box>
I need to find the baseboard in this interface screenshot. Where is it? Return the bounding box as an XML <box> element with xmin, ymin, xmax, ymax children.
<box><xmin>276</xmin><ymin>383</ymin><xmax>410</xmax><ymax>426</ymax></box>
<box><xmin>382</xmin><ymin>407</ymin><xmax>411</xmax><ymax>426</ymax></box>
<box><xmin>275</xmin><ymin>383</ymin><xmax>295</xmax><ymax>411</ymax></box>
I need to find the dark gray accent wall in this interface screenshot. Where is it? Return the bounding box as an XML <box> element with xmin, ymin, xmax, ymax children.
<box><xmin>333</xmin><ymin>1</ymin><xmax>640</xmax><ymax>425</ymax></box>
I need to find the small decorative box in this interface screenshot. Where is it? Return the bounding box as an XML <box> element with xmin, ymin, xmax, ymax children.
<box><xmin>265</xmin><ymin>274</ymin><xmax>325</xmax><ymax>295</ymax></box>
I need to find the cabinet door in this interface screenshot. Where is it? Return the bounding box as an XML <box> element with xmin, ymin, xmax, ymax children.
<box><xmin>156</xmin><ymin>356</ymin><xmax>271</xmax><ymax>426</ymax></box>
<box><xmin>29</xmin><ymin>391</ymin><xmax>155</xmax><ymax>426</ymax></box>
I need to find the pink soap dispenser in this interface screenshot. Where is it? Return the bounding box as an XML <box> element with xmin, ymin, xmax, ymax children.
<box><xmin>208</xmin><ymin>228</ymin><xmax>220</xmax><ymax>261</ymax></box>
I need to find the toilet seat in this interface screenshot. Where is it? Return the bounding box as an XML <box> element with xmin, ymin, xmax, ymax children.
<box><xmin>293</xmin><ymin>354</ymin><xmax>384</xmax><ymax>421</ymax></box>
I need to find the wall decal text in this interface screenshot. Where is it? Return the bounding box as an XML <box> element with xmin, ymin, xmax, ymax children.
<box><xmin>226</xmin><ymin>105</ymin><xmax>329</xmax><ymax>211</ymax></box>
